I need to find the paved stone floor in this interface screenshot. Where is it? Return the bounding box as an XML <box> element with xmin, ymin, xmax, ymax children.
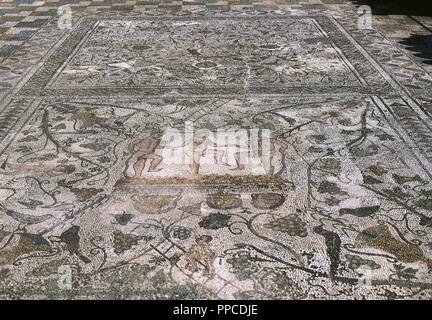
<box><xmin>0</xmin><ymin>0</ymin><xmax>432</xmax><ymax>299</ymax></box>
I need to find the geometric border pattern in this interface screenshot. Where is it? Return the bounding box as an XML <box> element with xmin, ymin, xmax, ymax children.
<box><xmin>18</xmin><ymin>15</ymin><xmax>394</xmax><ymax>97</ymax></box>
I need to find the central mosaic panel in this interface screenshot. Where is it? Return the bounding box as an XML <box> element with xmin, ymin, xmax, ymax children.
<box><xmin>1</xmin><ymin>95</ymin><xmax>432</xmax><ymax>299</ymax></box>
<box><xmin>20</xmin><ymin>16</ymin><xmax>392</xmax><ymax>96</ymax></box>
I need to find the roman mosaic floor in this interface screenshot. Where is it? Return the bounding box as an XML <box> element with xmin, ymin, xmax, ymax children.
<box><xmin>0</xmin><ymin>0</ymin><xmax>432</xmax><ymax>300</ymax></box>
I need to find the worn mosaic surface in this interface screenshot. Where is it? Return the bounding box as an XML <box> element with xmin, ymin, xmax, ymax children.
<box><xmin>0</xmin><ymin>1</ymin><xmax>432</xmax><ymax>300</ymax></box>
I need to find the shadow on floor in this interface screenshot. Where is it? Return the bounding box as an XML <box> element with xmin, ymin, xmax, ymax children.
<box><xmin>399</xmin><ymin>34</ymin><xmax>432</xmax><ymax>64</ymax></box>
<box><xmin>350</xmin><ymin>0</ymin><xmax>432</xmax><ymax>64</ymax></box>
<box><xmin>350</xmin><ymin>0</ymin><xmax>432</xmax><ymax>16</ymax></box>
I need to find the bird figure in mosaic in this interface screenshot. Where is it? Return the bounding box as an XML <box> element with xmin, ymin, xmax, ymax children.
<box><xmin>60</xmin><ymin>226</ymin><xmax>91</xmax><ymax>264</ymax></box>
<box><xmin>313</xmin><ymin>225</ymin><xmax>341</xmax><ymax>280</ymax></box>
<box><xmin>0</xmin><ymin>204</ymin><xmax>53</xmax><ymax>225</ymax></box>
<box><xmin>339</xmin><ymin>205</ymin><xmax>380</xmax><ymax>218</ymax></box>
<box><xmin>356</xmin><ymin>224</ymin><xmax>432</xmax><ymax>270</ymax></box>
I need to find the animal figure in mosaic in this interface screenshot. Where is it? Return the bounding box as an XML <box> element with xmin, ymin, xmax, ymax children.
<box><xmin>71</xmin><ymin>111</ymin><xmax>108</xmax><ymax>129</ymax></box>
<box><xmin>59</xmin><ymin>226</ymin><xmax>91</xmax><ymax>264</ymax></box>
<box><xmin>185</xmin><ymin>235</ymin><xmax>216</xmax><ymax>279</ymax></box>
<box><xmin>0</xmin><ymin>157</ymin><xmax>75</xmax><ymax>177</ymax></box>
<box><xmin>356</xmin><ymin>224</ymin><xmax>432</xmax><ymax>269</ymax></box>
<box><xmin>0</xmin><ymin>204</ymin><xmax>53</xmax><ymax>225</ymax></box>
<box><xmin>313</xmin><ymin>225</ymin><xmax>341</xmax><ymax>280</ymax></box>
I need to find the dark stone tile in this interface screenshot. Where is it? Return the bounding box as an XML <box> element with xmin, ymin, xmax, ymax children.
<box><xmin>15</xmin><ymin>19</ymin><xmax>48</xmax><ymax>28</ymax></box>
<box><xmin>0</xmin><ymin>44</ymin><xmax>19</xmax><ymax>57</ymax></box>
<box><xmin>1</xmin><ymin>29</ymin><xmax>35</xmax><ymax>41</ymax></box>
